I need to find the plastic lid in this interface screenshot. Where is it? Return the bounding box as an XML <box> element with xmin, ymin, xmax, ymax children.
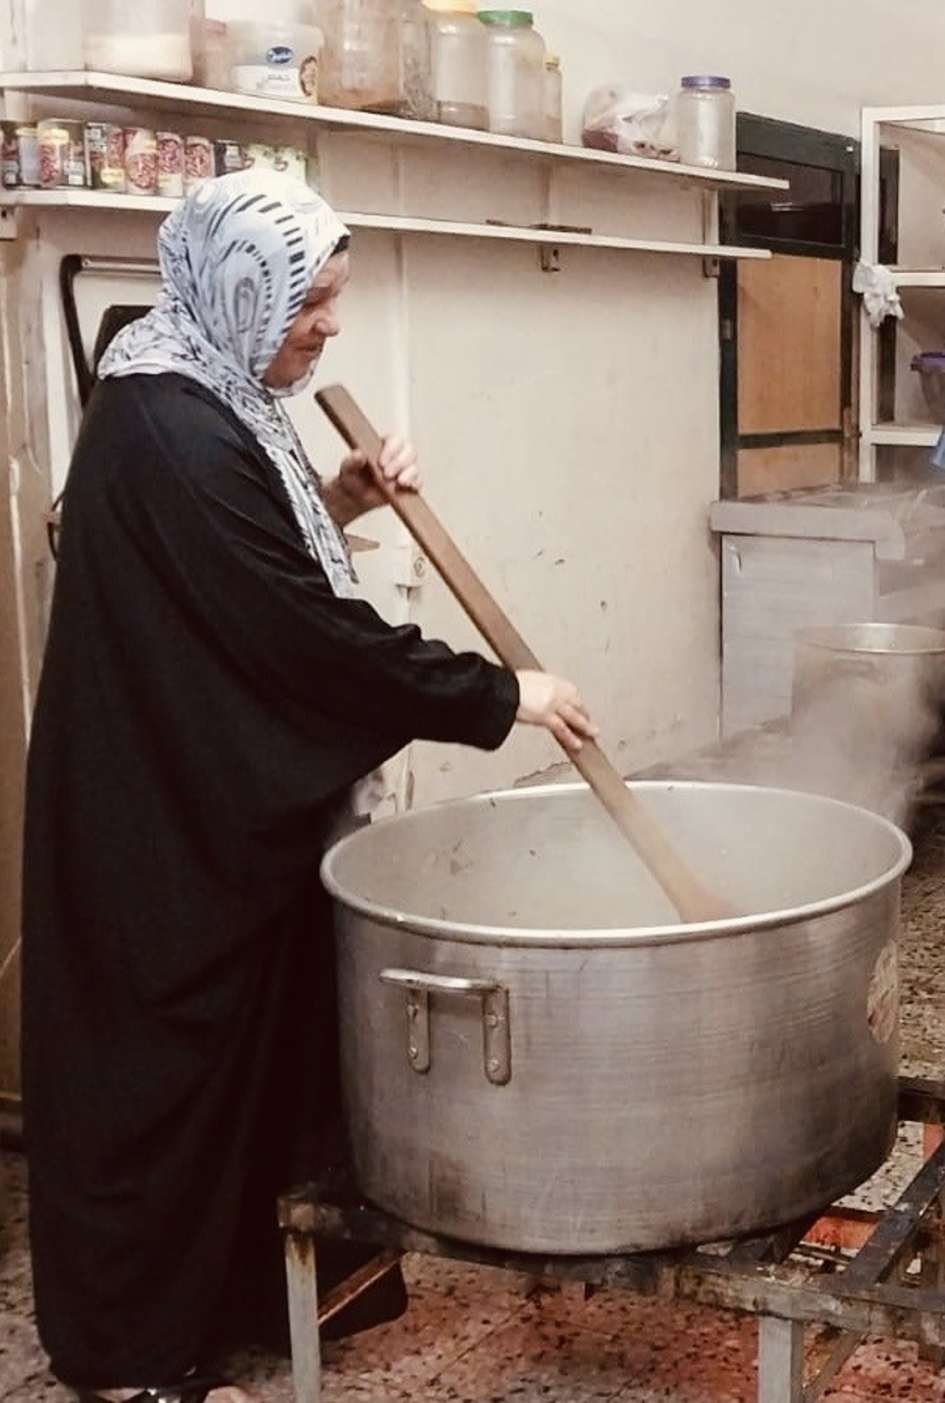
<box><xmin>423</xmin><ymin>0</ymin><xmax>478</xmax><ymax>11</ymax></box>
<box><xmin>681</xmin><ymin>75</ymin><xmax>732</xmax><ymax>90</ymax></box>
<box><xmin>479</xmin><ymin>10</ymin><xmax>535</xmax><ymax>26</ymax></box>
<box><xmin>912</xmin><ymin>352</ymin><xmax>945</xmax><ymax>367</ymax></box>
<box><xmin>544</xmin><ymin>52</ymin><xmax>560</xmax><ymax>67</ymax></box>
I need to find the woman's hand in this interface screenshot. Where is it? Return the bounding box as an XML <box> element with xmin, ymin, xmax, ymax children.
<box><xmin>515</xmin><ymin>671</ymin><xmax>598</xmax><ymax>755</ymax></box>
<box><xmin>324</xmin><ymin>436</ymin><xmax>421</xmax><ymax>527</ymax></box>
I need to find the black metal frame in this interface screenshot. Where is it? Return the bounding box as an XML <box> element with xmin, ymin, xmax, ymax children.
<box><xmin>279</xmin><ymin>1077</ymin><xmax>945</xmax><ymax>1403</ymax></box>
<box><xmin>718</xmin><ymin>114</ymin><xmax>860</xmax><ymax>500</ymax></box>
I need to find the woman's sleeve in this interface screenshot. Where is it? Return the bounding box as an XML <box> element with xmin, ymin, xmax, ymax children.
<box><xmin>105</xmin><ymin>389</ymin><xmax>520</xmax><ymax>752</ymax></box>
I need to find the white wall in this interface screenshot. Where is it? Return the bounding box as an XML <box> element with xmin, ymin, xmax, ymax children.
<box><xmin>7</xmin><ymin>0</ymin><xmax>945</xmax><ymax>818</ymax></box>
<box><xmin>535</xmin><ymin>0</ymin><xmax>945</xmax><ymax>142</ymax></box>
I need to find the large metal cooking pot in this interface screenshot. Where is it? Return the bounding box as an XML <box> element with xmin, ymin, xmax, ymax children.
<box><xmin>322</xmin><ymin>782</ymin><xmax>911</xmax><ymax>1255</ymax></box>
<box><xmin>792</xmin><ymin>624</ymin><xmax>945</xmax><ymax>817</ymax></box>
<box><xmin>793</xmin><ymin>623</ymin><xmax>945</xmax><ymax>759</ymax></box>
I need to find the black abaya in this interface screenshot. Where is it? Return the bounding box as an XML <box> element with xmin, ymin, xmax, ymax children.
<box><xmin>21</xmin><ymin>373</ymin><xmax>519</xmax><ymax>1387</ymax></box>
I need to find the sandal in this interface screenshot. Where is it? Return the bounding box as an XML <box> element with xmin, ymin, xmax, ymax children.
<box><xmin>78</xmin><ymin>1377</ymin><xmax>235</xmax><ymax>1403</ymax></box>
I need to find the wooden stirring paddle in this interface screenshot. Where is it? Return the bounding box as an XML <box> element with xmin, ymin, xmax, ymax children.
<box><xmin>317</xmin><ymin>385</ymin><xmax>732</xmax><ymax>925</ymax></box>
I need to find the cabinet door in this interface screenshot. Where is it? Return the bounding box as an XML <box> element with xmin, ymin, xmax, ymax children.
<box><xmin>719</xmin><ymin>117</ymin><xmax>858</xmax><ymax>500</ymax></box>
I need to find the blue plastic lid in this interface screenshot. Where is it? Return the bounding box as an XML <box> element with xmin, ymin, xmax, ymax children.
<box><xmin>681</xmin><ymin>75</ymin><xmax>732</xmax><ymax>90</ymax></box>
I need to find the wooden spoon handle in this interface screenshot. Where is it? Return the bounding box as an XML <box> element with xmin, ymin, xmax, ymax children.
<box><xmin>316</xmin><ymin>385</ymin><xmax>729</xmax><ymax>924</ymax></box>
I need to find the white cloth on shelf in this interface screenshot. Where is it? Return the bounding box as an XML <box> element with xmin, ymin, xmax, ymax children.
<box><xmin>853</xmin><ymin>262</ymin><xmax>904</xmax><ymax>329</ymax></box>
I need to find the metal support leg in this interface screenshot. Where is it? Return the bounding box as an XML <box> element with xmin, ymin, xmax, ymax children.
<box><xmin>758</xmin><ymin>1317</ymin><xmax>805</xmax><ymax>1403</ymax></box>
<box><xmin>285</xmin><ymin>1230</ymin><xmax>321</xmax><ymax>1403</ymax></box>
<box><xmin>918</xmin><ymin>1194</ymin><xmax>945</xmax><ymax>1370</ymax></box>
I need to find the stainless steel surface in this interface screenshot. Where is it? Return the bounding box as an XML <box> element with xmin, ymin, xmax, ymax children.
<box><xmin>323</xmin><ymin>782</ymin><xmax>910</xmax><ymax>1254</ymax></box>
<box><xmin>793</xmin><ymin>624</ymin><xmax>945</xmax><ymax>786</ymax></box>
<box><xmin>796</xmin><ymin>622</ymin><xmax>945</xmax><ymax>656</ymax></box>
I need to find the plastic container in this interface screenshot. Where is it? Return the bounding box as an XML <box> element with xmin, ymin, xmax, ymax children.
<box><xmin>423</xmin><ymin>0</ymin><xmax>487</xmax><ymax>131</ymax></box>
<box><xmin>676</xmin><ymin>74</ymin><xmax>736</xmax><ymax>171</ymax></box>
<box><xmin>398</xmin><ymin>0</ymin><xmax>435</xmax><ymax>120</ymax></box>
<box><xmin>479</xmin><ymin>9</ymin><xmax>545</xmax><ymax>141</ymax></box>
<box><xmin>228</xmin><ymin>19</ymin><xmax>323</xmax><ymax>102</ymax></box>
<box><xmin>317</xmin><ymin>0</ymin><xmax>402</xmax><ymax>112</ymax></box>
<box><xmin>912</xmin><ymin>353</ymin><xmax>945</xmax><ymax>423</ymax></box>
<box><xmin>191</xmin><ymin>18</ymin><xmax>232</xmax><ymax>89</ymax></box>
<box><xmin>82</xmin><ymin>0</ymin><xmax>194</xmax><ymax>81</ymax></box>
<box><xmin>543</xmin><ymin>52</ymin><xmax>562</xmax><ymax>143</ymax></box>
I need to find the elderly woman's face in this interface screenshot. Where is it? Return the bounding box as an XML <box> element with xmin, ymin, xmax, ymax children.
<box><xmin>263</xmin><ymin>251</ymin><xmax>350</xmax><ymax>389</ymax></box>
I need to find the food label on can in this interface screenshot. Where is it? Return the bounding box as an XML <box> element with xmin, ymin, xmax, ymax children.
<box><xmin>272</xmin><ymin>146</ymin><xmax>307</xmax><ymax>182</ymax></box>
<box><xmin>213</xmin><ymin>140</ymin><xmax>247</xmax><ymax>177</ymax></box>
<box><xmin>157</xmin><ymin>132</ymin><xmax>184</xmax><ymax>198</ymax></box>
<box><xmin>124</xmin><ymin>128</ymin><xmax>158</xmax><ymax>195</ymax></box>
<box><xmin>38</xmin><ymin>128</ymin><xmax>67</xmax><ymax>190</ymax></box>
<box><xmin>867</xmin><ymin>941</ymin><xmax>899</xmax><ymax>1046</ymax></box>
<box><xmin>1</xmin><ymin>122</ymin><xmax>18</xmax><ymax>189</ymax></box>
<box><xmin>184</xmin><ymin>136</ymin><xmax>214</xmax><ymax>191</ymax></box>
<box><xmin>243</xmin><ymin>143</ymin><xmax>277</xmax><ymax>172</ymax></box>
<box><xmin>86</xmin><ymin>123</ymin><xmax>126</xmax><ymax>193</ymax></box>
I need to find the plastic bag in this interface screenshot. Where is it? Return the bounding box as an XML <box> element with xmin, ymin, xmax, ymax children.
<box><xmin>581</xmin><ymin>84</ymin><xmax>678</xmax><ymax>161</ymax></box>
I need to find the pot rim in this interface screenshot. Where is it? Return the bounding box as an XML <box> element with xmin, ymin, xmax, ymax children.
<box><xmin>795</xmin><ymin>622</ymin><xmax>945</xmax><ymax>656</ymax></box>
<box><xmin>320</xmin><ymin>781</ymin><xmax>913</xmax><ymax>949</ymax></box>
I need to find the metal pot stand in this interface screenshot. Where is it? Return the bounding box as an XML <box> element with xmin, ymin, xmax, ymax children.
<box><xmin>278</xmin><ymin>1076</ymin><xmax>945</xmax><ymax>1403</ymax></box>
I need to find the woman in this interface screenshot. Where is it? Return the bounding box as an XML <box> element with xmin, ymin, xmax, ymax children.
<box><xmin>21</xmin><ymin>170</ymin><xmax>594</xmax><ymax>1403</ymax></box>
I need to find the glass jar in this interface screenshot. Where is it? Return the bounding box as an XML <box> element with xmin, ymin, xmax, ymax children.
<box><xmin>423</xmin><ymin>0</ymin><xmax>487</xmax><ymax>132</ymax></box>
<box><xmin>543</xmin><ymin>52</ymin><xmax>562</xmax><ymax>143</ymax></box>
<box><xmin>82</xmin><ymin>0</ymin><xmax>194</xmax><ymax>81</ymax></box>
<box><xmin>675</xmin><ymin>75</ymin><xmax>736</xmax><ymax>171</ymax></box>
<box><xmin>398</xmin><ymin>0</ymin><xmax>435</xmax><ymax>121</ymax></box>
<box><xmin>317</xmin><ymin>0</ymin><xmax>401</xmax><ymax>112</ymax></box>
<box><xmin>479</xmin><ymin>9</ymin><xmax>545</xmax><ymax>141</ymax></box>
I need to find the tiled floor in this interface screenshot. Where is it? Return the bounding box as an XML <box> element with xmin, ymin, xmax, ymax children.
<box><xmin>2</xmin><ymin>815</ymin><xmax>944</xmax><ymax>1403</ymax></box>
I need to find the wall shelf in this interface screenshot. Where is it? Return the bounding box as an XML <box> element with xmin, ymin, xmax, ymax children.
<box><xmin>860</xmin><ymin>105</ymin><xmax>945</xmax><ymax>480</ymax></box>
<box><xmin>864</xmin><ymin>423</ymin><xmax>941</xmax><ymax>448</ymax></box>
<box><xmin>0</xmin><ymin>70</ymin><xmax>789</xmax><ymax>196</ymax></box>
<box><xmin>0</xmin><ymin>189</ymin><xmax>772</xmax><ymax>260</ymax></box>
<box><xmin>892</xmin><ymin>268</ymin><xmax>945</xmax><ymax>288</ymax></box>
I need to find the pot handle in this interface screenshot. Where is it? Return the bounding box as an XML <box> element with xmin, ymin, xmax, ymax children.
<box><xmin>379</xmin><ymin>968</ymin><xmax>511</xmax><ymax>1086</ymax></box>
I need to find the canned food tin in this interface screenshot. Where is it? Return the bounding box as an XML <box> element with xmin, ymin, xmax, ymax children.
<box><xmin>156</xmin><ymin>131</ymin><xmax>184</xmax><ymax>198</ymax></box>
<box><xmin>242</xmin><ymin>142</ymin><xmax>276</xmax><ymax>173</ymax></box>
<box><xmin>38</xmin><ymin>119</ymin><xmax>87</xmax><ymax>190</ymax></box>
<box><xmin>85</xmin><ymin>122</ymin><xmax>126</xmax><ymax>193</ymax></box>
<box><xmin>15</xmin><ymin>125</ymin><xmax>39</xmax><ymax>188</ymax></box>
<box><xmin>271</xmin><ymin>145</ymin><xmax>306</xmax><ymax>182</ymax></box>
<box><xmin>1</xmin><ymin>121</ymin><xmax>19</xmax><ymax>190</ymax></box>
<box><xmin>124</xmin><ymin>127</ymin><xmax>158</xmax><ymax>195</ymax></box>
<box><xmin>213</xmin><ymin>139</ymin><xmax>247</xmax><ymax>177</ymax></box>
<box><xmin>184</xmin><ymin>135</ymin><xmax>213</xmax><ymax>191</ymax></box>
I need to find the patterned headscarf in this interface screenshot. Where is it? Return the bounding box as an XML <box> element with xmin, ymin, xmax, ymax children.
<box><xmin>98</xmin><ymin>170</ymin><xmax>355</xmax><ymax>596</ymax></box>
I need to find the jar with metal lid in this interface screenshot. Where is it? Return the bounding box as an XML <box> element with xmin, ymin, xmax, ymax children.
<box><xmin>317</xmin><ymin>0</ymin><xmax>401</xmax><ymax>112</ymax></box>
<box><xmin>543</xmin><ymin>52</ymin><xmax>562</xmax><ymax>143</ymax></box>
<box><xmin>423</xmin><ymin>0</ymin><xmax>487</xmax><ymax>131</ymax></box>
<box><xmin>479</xmin><ymin>9</ymin><xmax>545</xmax><ymax>141</ymax></box>
<box><xmin>675</xmin><ymin>74</ymin><xmax>736</xmax><ymax>171</ymax></box>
